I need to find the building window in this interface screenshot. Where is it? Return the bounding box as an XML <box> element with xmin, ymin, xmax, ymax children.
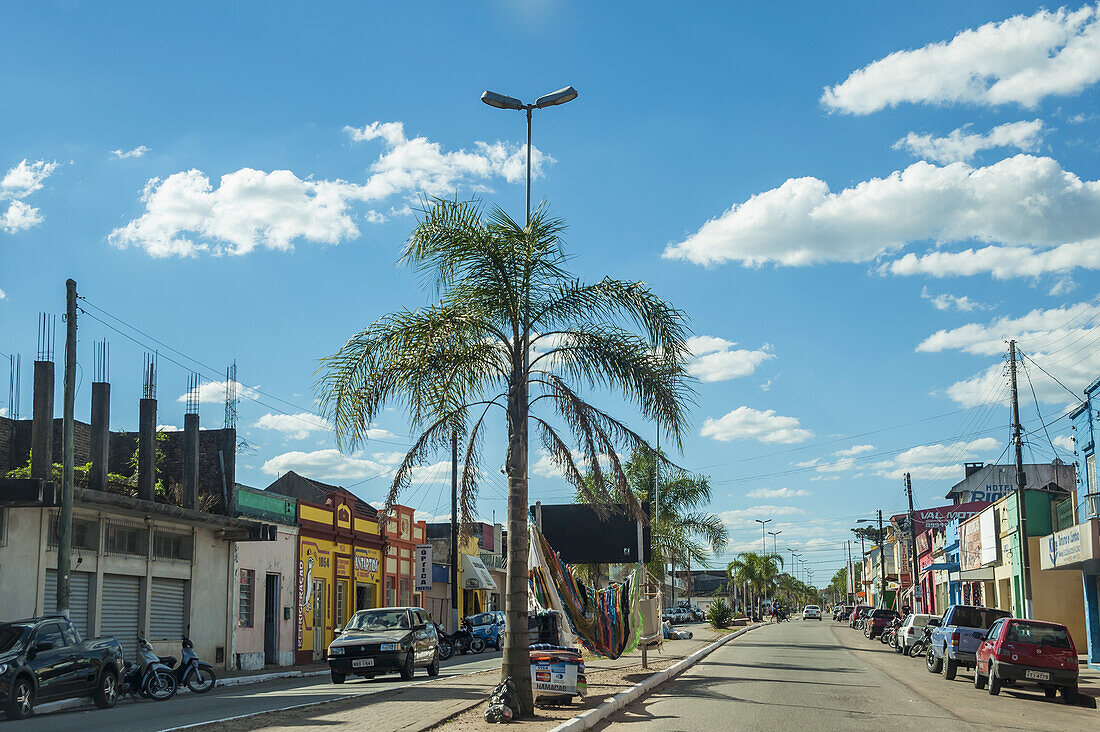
<box><xmin>105</xmin><ymin>520</ymin><xmax>148</xmax><ymax>557</ymax></box>
<box><xmin>400</xmin><ymin>578</ymin><xmax>411</xmax><ymax>607</ymax></box>
<box><xmin>386</xmin><ymin>576</ymin><xmax>396</xmax><ymax>606</ymax></box>
<box><xmin>48</xmin><ymin>514</ymin><xmax>100</xmax><ymax>552</ymax></box>
<box><xmin>335</xmin><ymin>582</ymin><xmax>347</xmax><ymax>629</ymax></box>
<box><xmin>239</xmin><ymin>569</ymin><xmax>255</xmax><ymax>627</ymax></box>
<box><xmin>153</xmin><ymin>529</ymin><xmax>193</xmax><ymax>561</ymax></box>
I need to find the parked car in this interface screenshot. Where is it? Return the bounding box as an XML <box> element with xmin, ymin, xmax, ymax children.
<box><xmin>864</xmin><ymin>609</ymin><xmax>901</xmax><ymax>639</ymax></box>
<box><xmin>802</xmin><ymin>605</ymin><xmax>822</xmax><ymax>620</ymax></box>
<box><xmin>0</xmin><ymin>615</ymin><xmax>124</xmax><ymax>720</ymax></box>
<box><xmin>896</xmin><ymin>613</ymin><xmax>935</xmax><ymax>655</ymax></box>
<box><xmin>833</xmin><ymin>605</ymin><xmax>851</xmax><ymax>621</ymax></box>
<box><xmin>926</xmin><ymin>604</ymin><xmax>1011</xmax><ymax>680</ymax></box>
<box><xmin>327</xmin><ymin>607</ymin><xmax>440</xmax><ymax>683</ymax></box>
<box><xmin>848</xmin><ymin>605</ymin><xmax>872</xmax><ymax>628</ymax></box>
<box><xmin>974</xmin><ymin>618</ymin><xmax>1079</xmax><ymax>703</ymax></box>
<box><xmin>465</xmin><ymin>612</ymin><xmax>504</xmax><ymax>650</ymax></box>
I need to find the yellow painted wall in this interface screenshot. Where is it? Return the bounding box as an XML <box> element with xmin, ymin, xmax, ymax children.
<box><xmin>1029</xmin><ymin>536</ymin><xmax>1088</xmax><ymax>651</ymax></box>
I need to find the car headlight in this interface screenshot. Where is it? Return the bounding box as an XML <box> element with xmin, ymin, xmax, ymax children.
<box><xmin>329</xmin><ymin>646</ymin><xmax>345</xmax><ymax>656</ymax></box>
<box><xmin>380</xmin><ymin>643</ymin><xmax>397</xmax><ymax>651</ymax></box>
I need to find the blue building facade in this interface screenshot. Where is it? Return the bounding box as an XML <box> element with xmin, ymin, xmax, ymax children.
<box><xmin>1069</xmin><ymin>377</ymin><xmax>1100</xmax><ymax>668</ymax></box>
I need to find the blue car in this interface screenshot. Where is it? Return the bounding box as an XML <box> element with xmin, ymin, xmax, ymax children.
<box><xmin>465</xmin><ymin>611</ymin><xmax>505</xmax><ymax>650</ymax></box>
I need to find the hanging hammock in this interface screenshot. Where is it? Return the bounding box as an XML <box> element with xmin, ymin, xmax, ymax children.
<box><xmin>528</xmin><ymin>523</ymin><xmax>643</xmax><ymax>659</ymax></box>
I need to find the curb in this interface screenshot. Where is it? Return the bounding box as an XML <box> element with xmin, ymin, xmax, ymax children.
<box><xmin>547</xmin><ymin>623</ymin><xmax>767</xmax><ymax>732</ymax></box>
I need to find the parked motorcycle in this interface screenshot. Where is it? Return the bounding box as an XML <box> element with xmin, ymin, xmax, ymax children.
<box><xmin>434</xmin><ymin>623</ymin><xmax>454</xmax><ymax>660</ymax></box>
<box><xmin>121</xmin><ymin>637</ymin><xmax>177</xmax><ymax>701</ymax></box>
<box><xmin>452</xmin><ymin>620</ymin><xmax>485</xmax><ymax>654</ymax></box>
<box><xmin>159</xmin><ymin>632</ymin><xmax>217</xmax><ymax>693</ymax></box>
<box><xmin>908</xmin><ymin>624</ymin><xmax>934</xmax><ymax>658</ymax></box>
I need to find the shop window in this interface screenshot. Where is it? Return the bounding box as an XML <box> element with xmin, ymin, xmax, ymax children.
<box><xmin>239</xmin><ymin>569</ymin><xmax>255</xmax><ymax>627</ymax></box>
<box><xmin>105</xmin><ymin>520</ymin><xmax>148</xmax><ymax>557</ymax></box>
<box><xmin>153</xmin><ymin>529</ymin><xmax>193</xmax><ymax>561</ymax></box>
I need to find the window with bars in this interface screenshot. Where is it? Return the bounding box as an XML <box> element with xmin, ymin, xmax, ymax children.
<box><xmin>105</xmin><ymin>520</ymin><xmax>147</xmax><ymax>557</ymax></box>
<box><xmin>153</xmin><ymin>529</ymin><xmax>193</xmax><ymax>561</ymax></box>
<box><xmin>48</xmin><ymin>514</ymin><xmax>100</xmax><ymax>552</ymax></box>
<box><xmin>239</xmin><ymin>569</ymin><xmax>255</xmax><ymax>627</ymax></box>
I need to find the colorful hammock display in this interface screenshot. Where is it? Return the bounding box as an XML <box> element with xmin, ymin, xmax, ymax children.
<box><xmin>528</xmin><ymin>524</ymin><xmax>643</xmax><ymax>659</ymax></box>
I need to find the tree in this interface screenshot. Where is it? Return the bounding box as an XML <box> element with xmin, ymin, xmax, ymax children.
<box><xmin>851</xmin><ymin>525</ymin><xmax>887</xmax><ymax>545</ymax></box>
<box><xmin>317</xmin><ymin>200</ymin><xmax>692</xmax><ymax>716</ymax></box>
<box><xmin>727</xmin><ymin>551</ymin><xmax>784</xmax><ymax>616</ymax></box>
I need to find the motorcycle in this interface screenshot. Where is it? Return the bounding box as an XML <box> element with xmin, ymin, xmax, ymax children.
<box><xmin>159</xmin><ymin>631</ymin><xmax>217</xmax><ymax>693</ymax></box>
<box><xmin>908</xmin><ymin>624</ymin><xmax>934</xmax><ymax>658</ymax></box>
<box><xmin>121</xmin><ymin>637</ymin><xmax>177</xmax><ymax>701</ymax></box>
<box><xmin>434</xmin><ymin>623</ymin><xmax>454</xmax><ymax>660</ymax></box>
<box><xmin>452</xmin><ymin>620</ymin><xmax>485</xmax><ymax>654</ymax></box>
<box><xmin>881</xmin><ymin>618</ymin><xmax>900</xmax><ymax>647</ymax></box>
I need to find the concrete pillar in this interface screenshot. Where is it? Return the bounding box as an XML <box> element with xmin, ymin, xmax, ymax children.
<box><xmin>218</xmin><ymin>428</ymin><xmax>236</xmax><ymax>515</ymax></box>
<box><xmin>89</xmin><ymin>382</ymin><xmax>111</xmax><ymax>491</ymax></box>
<box><xmin>138</xmin><ymin>397</ymin><xmax>157</xmax><ymax>501</ymax></box>
<box><xmin>182</xmin><ymin>412</ymin><xmax>199</xmax><ymax>510</ymax></box>
<box><xmin>30</xmin><ymin>360</ymin><xmax>55</xmax><ymax>479</ymax></box>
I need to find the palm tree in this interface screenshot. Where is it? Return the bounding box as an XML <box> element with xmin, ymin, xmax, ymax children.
<box><xmin>726</xmin><ymin>551</ymin><xmax>784</xmax><ymax>617</ymax></box>
<box><xmin>317</xmin><ymin>199</ymin><xmax>692</xmax><ymax>716</ymax></box>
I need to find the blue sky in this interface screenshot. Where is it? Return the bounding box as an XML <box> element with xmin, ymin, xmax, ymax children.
<box><xmin>4</xmin><ymin>1</ymin><xmax>1100</xmax><ymax>585</ymax></box>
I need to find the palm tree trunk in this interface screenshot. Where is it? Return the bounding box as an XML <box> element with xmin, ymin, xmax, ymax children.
<box><xmin>503</xmin><ymin>372</ymin><xmax>533</xmax><ymax>716</ymax></box>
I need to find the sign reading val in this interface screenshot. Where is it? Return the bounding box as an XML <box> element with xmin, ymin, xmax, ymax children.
<box><xmin>892</xmin><ymin>501</ymin><xmax>991</xmax><ymax>535</ymax></box>
<box><xmin>415</xmin><ymin>544</ymin><xmax>433</xmax><ymax>591</ymax></box>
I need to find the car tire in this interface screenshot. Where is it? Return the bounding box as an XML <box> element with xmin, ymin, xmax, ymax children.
<box><xmin>988</xmin><ymin>664</ymin><xmax>1001</xmax><ymax>696</ymax></box>
<box><xmin>330</xmin><ymin>670</ymin><xmax>346</xmax><ymax>684</ymax></box>
<box><xmin>973</xmin><ymin>664</ymin><xmax>986</xmax><ymax>689</ymax></box>
<box><xmin>400</xmin><ymin>652</ymin><xmax>415</xmax><ymax>681</ymax></box>
<box><xmin>427</xmin><ymin>651</ymin><xmax>440</xmax><ymax>677</ymax></box>
<box><xmin>1063</xmin><ymin>684</ymin><xmax>1078</xmax><ymax>705</ymax></box>
<box><xmin>93</xmin><ymin>669</ymin><xmax>119</xmax><ymax>709</ymax></box>
<box><xmin>5</xmin><ymin>676</ymin><xmax>34</xmax><ymax>720</ymax></box>
<box><xmin>943</xmin><ymin>657</ymin><xmax>957</xmax><ymax>681</ymax></box>
<box><xmin>927</xmin><ymin>648</ymin><xmax>943</xmax><ymax>674</ymax></box>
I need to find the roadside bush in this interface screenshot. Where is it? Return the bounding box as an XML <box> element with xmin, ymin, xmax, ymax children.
<box><xmin>708</xmin><ymin>597</ymin><xmax>734</xmax><ymax>629</ymax></box>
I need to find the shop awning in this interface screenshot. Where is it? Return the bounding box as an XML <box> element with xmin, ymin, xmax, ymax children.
<box><xmin>461</xmin><ymin>554</ymin><xmax>498</xmax><ymax>591</ymax></box>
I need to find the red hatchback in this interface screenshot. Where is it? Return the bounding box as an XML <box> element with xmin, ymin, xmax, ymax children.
<box><xmin>973</xmin><ymin>618</ymin><xmax>1079</xmax><ymax>703</ymax></box>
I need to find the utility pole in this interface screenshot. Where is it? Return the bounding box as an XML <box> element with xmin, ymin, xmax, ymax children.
<box><xmin>905</xmin><ymin>473</ymin><xmax>920</xmax><ymax>612</ymax></box>
<box><xmin>877</xmin><ymin>510</ymin><xmax>886</xmax><ymax>609</ymax></box>
<box><xmin>846</xmin><ymin>540</ymin><xmax>854</xmax><ymax>604</ymax></box>
<box><xmin>57</xmin><ymin>279</ymin><xmax>77</xmax><ymax>617</ymax></box>
<box><xmin>1009</xmin><ymin>340</ymin><xmax>1033</xmax><ymax>619</ymax></box>
<box><xmin>450</xmin><ymin>430</ymin><xmax>459</xmax><ymax>632</ymax></box>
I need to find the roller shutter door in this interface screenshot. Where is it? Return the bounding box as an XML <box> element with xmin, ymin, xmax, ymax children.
<box><xmin>150</xmin><ymin>577</ymin><xmax>187</xmax><ymax>642</ymax></box>
<box><xmin>100</xmin><ymin>574</ymin><xmax>141</xmax><ymax>662</ymax></box>
<box><xmin>45</xmin><ymin>570</ymin><xmax>91</xmax><ymax>639</ymax></box>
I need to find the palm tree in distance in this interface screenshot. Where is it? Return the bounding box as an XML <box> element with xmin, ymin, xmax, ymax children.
<box><xmin>317</xmin><ymin>199</ymin><xmax>693</xmax><ymax>716</ymax></box>
<box><xmin>727</xmin><ymin>551</ymin><xmax>784</xmax><ymax>618</ymax></box>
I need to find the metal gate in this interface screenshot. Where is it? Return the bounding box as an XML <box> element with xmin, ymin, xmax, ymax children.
<box><xmin>264</xmin><ymin>574</ymin><xmax>279</xmax><ymax>665</ymax></box>
<box><xmin>150</xmin><ymin>577</ymin><xmax>187</xmax><ymax>642</ymax></box>
<box><xmin>100</xmin><ymin>574</ymin><xmax>141</xmax><ymax>661</ymax></box>
<box><xmin>312</xmin><ymin>579</ymin><xmax>324</xmax><ymax>661</ymax></box>
<box><xmin>45</xmin><ymin>569</ymin><xmax>91</xmax><ymax>639</ymax></box>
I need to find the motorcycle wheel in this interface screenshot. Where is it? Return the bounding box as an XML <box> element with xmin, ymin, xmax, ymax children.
<box><xmin>146</xmin><ymin>670</ymin><xmax>178</xmax><ymax>701</ymax></box>
<box><xmin>438</xmin><ymin>638</ymin><xmax>454</xmax><ymax>660</ymax></box>
<box><xmin>469</xmin><ymin>637</ymin><xmax>486</xmax><ymax>654</ymax></box>
<box><xmin>187</xmin><ymin>667</ymin><xmax>217</xmax><ymax>693</ymax></box>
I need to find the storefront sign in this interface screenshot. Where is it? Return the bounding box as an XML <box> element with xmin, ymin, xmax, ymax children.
<box><xmin>979</xmin><ymin>509</ymin><xmax>998</xmax><ymax>566</ymax></box>
<box><xmin>354</xmin><ymin>549</ymin><xmax>380</xmax><ymax>581</ymax></box>
<box><xmin>893</xmin><ymin>501</ymin><xmax>992</xmax><ymax>534</ymax></box>
<box><xmin>336</xmin><ymin>555</ymin><xmax>351</xmax><ymax>579</ymax></box>
<box><xmin>531</xmin><ymin>661</ymin><xmax>578</xmax><ymax>695</ymax></box>
<box><xmin>1040</xmin><ymin>519</ymin><xmax>1100</xmax><ymax>570</ymax></box>
<box><xmin>415</xmin><ymin>544</ymin><xmax>432</xmax><ymax>591</ymax></box>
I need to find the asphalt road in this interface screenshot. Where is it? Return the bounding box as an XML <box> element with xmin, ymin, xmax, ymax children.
<box><xmin>13</xmin><ymin>649</ymin><xmax>503</xmax><ymax>731</ymax></box>
<box><xmin>599</xmin><ymin>618</ymin><xmax>1099</xmax><ymax>731</ymax></box>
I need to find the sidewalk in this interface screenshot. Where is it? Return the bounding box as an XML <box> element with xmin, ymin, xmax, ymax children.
<box><xmin>204</xmin><ymin>624</ymin><xmax>740</xmax><ymax>732</ymax></box>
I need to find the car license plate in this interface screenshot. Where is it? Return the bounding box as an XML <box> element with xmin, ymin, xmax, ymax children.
<box><xmin>352</xmin><ymin>658</ymin><xmax>375</xmax><ymax>668</ymax></box>
<box><xmin>1025</xmin><ymin>670</ymin><xmax>1050</xmax><ymax>681</ymax></box>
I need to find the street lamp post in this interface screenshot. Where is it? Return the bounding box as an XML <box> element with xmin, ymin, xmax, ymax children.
<box><xmin>755</xmin><ymin>518</ymin><xmax>771</xmax><ymax>554</ymax></box>
<box><xmin>481</xmin><ymin>86</ymin><xmax>578</xmax><ymax>226</ymax></box>
<box><xmin>768</xmin><ymin>530</ymin><xmax>782</xmax><ymax>557</ymax></box>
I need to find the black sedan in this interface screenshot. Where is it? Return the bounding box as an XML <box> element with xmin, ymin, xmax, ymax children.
<box><xmin>327</xmin><ymin>607</ymin><xmax>440</xmax><ymax>684</ymax></box>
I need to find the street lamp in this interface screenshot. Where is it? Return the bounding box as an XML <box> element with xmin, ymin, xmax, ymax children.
<box><xmin>480</xmin><ymin>85</ymin><xmax>578</xmax><ymax>225</ymax></box>
<box><xmin>857</xmin><ymin>510</ymin><xmax>887</xmax><ymax>608</ymax></box>
<box><xmin>768</xmin><ymin>530</ymin><xmax>782</xmax><ymax>557</ymax></box>
<box><xmin>755</xmin><ymin>518</ymin><xmax>771</xmax><ymax>554</ymax></box>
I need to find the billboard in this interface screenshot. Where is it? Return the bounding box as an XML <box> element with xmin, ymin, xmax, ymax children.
<box><xmin>535</xmin><ymin>503</ymin><xmax>651</xmax><ymax>564</ymax></box>
<box><xmin>960</xmin><ymin>518</ymin><xmax>983</xmax><ymax>571</ymax></box>
<box><xmin>978</xmin><ymin>509</ymin><xmax>998</xmax><ymax>565</ymax></box>
<box><xmin>891</xmin><ymin>501</ymin><xmax>992</xmax><ymax>535</ymax></box>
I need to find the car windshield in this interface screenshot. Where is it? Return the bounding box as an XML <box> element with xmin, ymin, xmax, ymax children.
<box><xmin>344</xmin><ymin>609</ymin><xmax>410</xmax><ymax>632</ymax></box>
<box><xmin>1005</xmin><ymin>622</ymin><xmax>1072</xmax><ymax>648</ymax></box>
<box><xmin>466</xmin><ymin>613</ymin><xmax>497</xmax><ymax>626</ymax></box>
<box><xmin>0</xmin><ymin>626</ymin><xmax>27</xmax><ymax>653</ymax></box>
<box><xmin>951</xmin><ymin>607</ymin><xmax>1010</xmax><ymax>629</ymax></box>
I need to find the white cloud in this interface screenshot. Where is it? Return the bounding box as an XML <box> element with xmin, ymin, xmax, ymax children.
<box><xmin>177</xmin><ymin>379</ymin><xmax>259</xmax><ymax>404</ymax></box>
<box><xmin>0</xmin><ymin>407</ymin><xmax>8</xmax><ymax>417</ymax></box>
<box><xmin>833</xmin><ymin>444</ymin><xmax>875</xmax><ymax>457</ymax></box>
<box><xmin>372</xmin><ymin>451</ymin><xmax>408</xmax><ymax>466</ymax></box>
<box><xmin>867</xmin><ymin>437</ymin><xmax>1000</xmax><ymax>480</ymax></box>
<box><xmin>1</xmin><ymin>201</ymin><xmax>42</xmax><ymax>232</ymax></box>
<box><xmin>157</xmin><ymin>424</ymin><xmax>180</xmax><ymax>432</ymax></box>
<box><xmin>744</xmin><ymin>487</ymin><xmax>811</xmax><ymax>499</ymax></box>
<box><xmin>718</xmin><ymin>505</ymin><xmax>807</xmax><ymax>529</ymax></box>
<box><xmin>823</xmin><ymin>5</ymin><xmax>1100</xmax><ymax>113</ymax></box>
<box><xmin>893</xmin><ymin>120</ymin><xmax>1045</xmax><ymax>163</ymax></box>
<box><xmin>0</xmin><ymin>288</ymin><xmax>5</xmax><ymax>300</ymax></box>
<box><xmin>261</xmin><ymin>449</ymin><xmax>389</xmax><ymax>481</ymax></box>
<box><xmin>920</xmin><ymin>287</ymin><xmax>991</xmax><ymax>312</ymax></box>
<box><xmin>112</xmin><ymin>123</ymin><xmax>549</xmax><ymax>257</ymax></box>
<box><xmin>253</xmin><ymin>412</ymin><xmax>332</xmax><ymax>440</ymax></box>
<box><xmin>917</xmin><ymin>300</ymin><xmax>1100</xmax><ymax>406</ymax></box>
<box><xmin>111</xmin><ymin>145</ymin><xmax>150</xmax><ymax>159</ymax></box>
<box><xmin>666</xmin><ymin>155</ymin><xmax>1100</xmax><ymax>280</ymax></box>
<box><xmin>701</xmin><ymin>406</ymin><xmax>813</xmax><ymax>444</ymax></box>
<box><xmin>685</xmin><ymin>336</ymin><xmax>774</xmax><ymax>382</ymax></box>
<box><xmin>1053</xmin><ymin>435</ymin><xmax>1076</xmax><ymax>451</ymax></box>
<box><xmin>2</xmin><ymin>159</ymin><xmax>59</xmax><ymax>199</ymax></box>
